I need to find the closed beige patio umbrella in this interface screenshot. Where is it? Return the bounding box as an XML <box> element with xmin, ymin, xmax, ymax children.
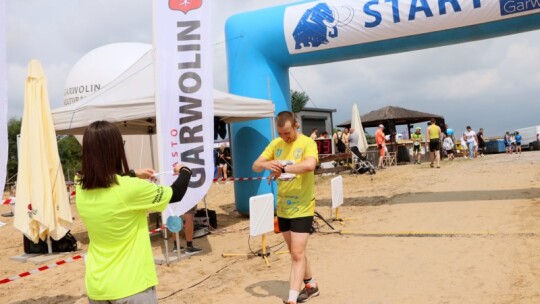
<box><xmin>351</xmin><ymin>104</ymin><xmax>368</xmax><ymax>153</ymax></box>
<box><xmin>14</xmin><ymin>60</ymin><xmax>72</xmax><ymax>245</ymax></box>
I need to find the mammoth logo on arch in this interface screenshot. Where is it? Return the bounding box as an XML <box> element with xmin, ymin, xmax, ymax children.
<box><xmin>290</xmin><ymin>2</ymin><xmax>355</xmax><ymax>50</ymax></box>
<box><xmin>169</xmin><ymin>0</ymin><xmax>202</xmax><ymax>14</ymax></box>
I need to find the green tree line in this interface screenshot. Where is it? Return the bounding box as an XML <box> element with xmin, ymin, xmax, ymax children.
<box><xmin>5</xmin><ymin>118</ymin><xmax>82</xmax><ymax>187</ymax></box>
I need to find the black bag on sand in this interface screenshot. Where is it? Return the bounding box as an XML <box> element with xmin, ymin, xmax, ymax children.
<box><xmin>23</xmin><ymin>235</ymin><xmax>48</xmax><ymax>254</ymax></box>
<box><xmin>52</xmin><ymin>231</ymin><xmax>78</xmax><ymax>252</ymax></box>
<box><xmin>23</xmin><ymin>231</ymin><xmax>78</xmax><ymax>254</ymax></box>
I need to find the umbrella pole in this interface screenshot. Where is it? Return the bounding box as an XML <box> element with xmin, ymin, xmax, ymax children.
<box><xmin>47</xmin><ymin>235</ymin><xmax>52</xmax><ymax>254</ymax></box>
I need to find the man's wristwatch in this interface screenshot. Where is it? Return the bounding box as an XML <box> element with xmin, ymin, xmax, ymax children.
<box><xmin>128</xmin><ymin>169</ymin><xmax>137</xmax><ymax>177</ymax></box>
<box><xmin>281</xmin><ymin>165</ymin><xmax>287</xmax><ymax>173</ymax></box>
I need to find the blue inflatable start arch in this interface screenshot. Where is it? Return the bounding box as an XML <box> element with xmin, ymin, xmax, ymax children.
<box><xmin>226</xmin><ymin>0</ymin><xmax>540</xmax><ymax>215</ymax></box>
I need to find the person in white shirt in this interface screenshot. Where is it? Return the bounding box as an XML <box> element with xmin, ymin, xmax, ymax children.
<box><xmin>463</xmin><ymin>126</ymin><xmax>477</xmax><ymax>159</ymax></box>
<box><xmin>460</xmin><ymin>135</ymin><xmax>468</xmax><ymax>159</ymax></box>
<box><xmin>442</xmin><ymin>134</ymin><xmax>455</xmax><ymax>160</ymax></box>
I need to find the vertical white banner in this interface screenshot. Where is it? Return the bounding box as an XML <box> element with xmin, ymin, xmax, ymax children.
<box><xmin>331</xmin><ymin>175</ymin><xmax>344</xmax><ymax>209</ymax></box>
<box><xmin>249</xmin><ymin>194</ymin><xmax>275</xmax><ymax>237</ymax></box>
<box><xmin>153</xmin><ymin>0</ymin><xmax>214</xmax><ymax>217</ymax></box>
<box><xmin>0</xmin><ymin>1</ymin><xmax>8</xmax><ymax>194</ymax></box>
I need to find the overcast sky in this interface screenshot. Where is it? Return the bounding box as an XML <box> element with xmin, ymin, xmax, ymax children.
<box><xmin>6</xmin><ymin>0</ymin><xmax>540</xmax><ymax>137</ymax></box>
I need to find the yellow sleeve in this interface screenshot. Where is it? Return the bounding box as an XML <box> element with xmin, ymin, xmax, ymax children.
<box><xmin>304</xmin><ymin>137</ymin><xmax>319</xmax><ymax>164</ymax></box>
<box><xmin>260</xmin><ymin>138</ymin><xmax>277</xmax><ymax>160</ymax></box>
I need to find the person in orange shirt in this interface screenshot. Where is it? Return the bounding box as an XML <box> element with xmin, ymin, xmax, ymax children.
<box><xmin>375</xmin><ymin>124</ymin><xmax>386</xmax><ymax>169</ymax></box>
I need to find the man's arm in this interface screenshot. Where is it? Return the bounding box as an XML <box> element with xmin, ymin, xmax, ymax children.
<box><xmin>283</xmin><ymin>156</ymin><xmax>317</xmax><ymax>174</ymax></box>
<box><xmin>252</xmin><ymin>156</ymin><xmax>282</xmax><ymax>173</ymax></box>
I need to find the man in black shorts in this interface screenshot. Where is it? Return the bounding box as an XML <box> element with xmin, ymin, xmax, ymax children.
<box><xmin>253</xmin><ymin>111</ymin><xmax>319</xmax><ymax>304</ymax></box>
<box><xmin>426</xmin><ymin>118</ymin><xmax>442</xmax><ymax>168</ymax></box>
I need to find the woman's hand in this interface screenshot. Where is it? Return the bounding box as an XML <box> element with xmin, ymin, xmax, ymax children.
<box><xmin>135</xmin><ymin>168</ymin><xmax>155</xmax><ymax>180</ymax></box>
<box><xmin>173</xmin><ymin>163</ymin><xmax>187</xmax><ymax>175</ymax></box>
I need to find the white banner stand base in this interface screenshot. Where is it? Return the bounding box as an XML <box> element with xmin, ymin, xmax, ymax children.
<box><xmin>27</xmin><ymin>254</ymin><xmax>64</xmax><ymax>264</ymax></box>
<box><xmin>330</xmin><ymin>176</ymin><xmax>355</xmax><ymax>223</ymax></box>
<box><xmin>155</xmin><ymin>230</ymin><xmax>187</xmax><ymax>265</ymax></box>
<box><xmin>9</xmin><ymin>253</ymin><xmax>42</xmax><ymax>263</ymax></box>
<box><xmin>222</xmin><ymin>193</ymin><xmax>276</xmax><ymax>267</ymax></box>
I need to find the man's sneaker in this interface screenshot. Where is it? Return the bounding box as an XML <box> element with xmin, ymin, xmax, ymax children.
<box><xmin>172</xmin><ymin>245</ymin><xmax>184</xmax><ymax>253</ymax></box>
<box><xmin>297</xmin><ymin>284</ymin><xmax>319</xmax><ymax>303</ymax></box>
<box><xmin>185</xmin><ymin>246</ymin><xmax>203</xmax><ymax>255</ymax></box>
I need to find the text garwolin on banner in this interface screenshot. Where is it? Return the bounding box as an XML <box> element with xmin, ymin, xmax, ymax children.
<box><xmin>153</xmin><ymin>0</ymin><xmax>213</xmax><ymax>218</ymax></box>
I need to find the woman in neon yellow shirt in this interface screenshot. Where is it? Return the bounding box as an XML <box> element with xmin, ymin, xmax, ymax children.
<box><xmin>77</xmin><ymin>121</ymin><xmax>192</xmax><ymax>304</ymax></box>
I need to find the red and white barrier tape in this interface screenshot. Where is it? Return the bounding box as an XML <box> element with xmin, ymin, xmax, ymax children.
<box><xmin>0</xmin><ymin>225</ymin><xmax>168</xmax><ymax>284</ymax></box>
<box><xmin>0</xmin><ymin>254</ymin><xmax>85</xmax><ymax>284</ymax></box>
<box><xmin>149</xmin><ymin>226</ymin><xmax>166</xmax><ymax>234</ymax></box>
<box><xmin>64</xmin><ymin>175</ymin><xmax>269</xmax><ymax>187</ymax></box>
<box><xmin>212</xmin><ymin>177</ymin><xmax>269</xmax><ymax>183</ymax></box>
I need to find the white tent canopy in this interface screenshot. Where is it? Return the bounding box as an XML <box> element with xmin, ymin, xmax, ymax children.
<box><xmin>52</xmin><ymin>49</ymin><xmax>274</xmax><ymax>135</ymax></box>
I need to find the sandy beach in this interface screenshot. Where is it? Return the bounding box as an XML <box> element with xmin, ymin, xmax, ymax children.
<box><xmin>1</xmin><ymin>151</ymin><xmax>539</xmax><ymax>304</ymax></box>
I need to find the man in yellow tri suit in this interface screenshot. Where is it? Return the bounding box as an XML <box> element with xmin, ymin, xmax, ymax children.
<box><xmin>253</xmin><ymin>111</ymin><xmax>319</xmax><ymax>304</ymax></box>
<box><xmin>426</xmin><ymin>118</ymin><xmax>442</xmax><ymax>168</ymax></box>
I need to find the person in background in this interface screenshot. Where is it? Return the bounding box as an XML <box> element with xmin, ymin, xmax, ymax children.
<box><xmin>445</xmin><ymin>124</ymin><xmax>455</xmax><ymax>141</ymax></box>
<box><xmin>252</xmin><ymin>111</ymin><xmax>319</xmax><ymax>304</ymax></box>
<box><xmin>410</xmin><ymin>127</ymin><xmax>424</xmax><ymax>164</ymax></box>
<box><xmin>76</xmin><ymin>120</ymin><xmax>192</xmax><ymax>304</ymax></box>
<box><xmin>426</xmin><ymin>118</ymin><xmax>442</xmax><ymax>168</ymax></box>
<box><xmin>217</xmin><ymin>143</ymin><xmax>232</xmax><ymax>184</ymax></box>
<box><xmin>309</xmin><ymin>128</ymin><xmax>318</xmax><ymax>140</ymax></box>
<box><xmin>342</xmin><ymin>127</ymin><xmax>350</xmax><ymax>153</ymax></box>
<box><xmin>174</xmin><ymin>206</ymin><xmax>203</xmax><ymax>255</ymax></box>
<box><xmin>473</xmin><ymin>134</ymin><xmax>479</xmax><ymax>158</ymax></box>
<box><xmin>348</xmin><ymin>127</ymin><xmax>363</xmax><ymax>161</ymax></box>
<box><xmin>333</xmin><ymin>129</ymin><xmax>346</xmax><ymax>154</ymax></box>
<box><xmin>317</xmin><ymin>131</ymin><xmax>329</xmax><ymax>139</ymax></box>
<box><xmin>375</xmin><ymin>124</ymin><xmax>386</xmax><ymax>169</ymax></box>
<box><xmin>461</xmin><ymin>134</ymin><xmax>468</xmax><ymax>158</ymax></box>
<box><xmin>477</xmin><ymin>128</ymin><xmax>486</xmax><ymax>157</ymax></box>
<box><xmin>443</xmin><ymin>133</ymin><xmax>455</xmax><ymax>161</ymax></box>
<box><xmin>463</xmin><ymin>126</ymin><xmax>477</xmax><ymax>159</ymax></box>
<box><xmin>515</xmin><ymin>131</ymin><xmax>522</xmax><ymax>155</ymax></box>
<box><xmin>510</xmin><ymin>132</ymin><xmax>516</xmax><ymax>153</ymax></box>
<box><xmin>74</xmin><ymin>171</ymin><xmax>82</xmax><ymax>184</ymax></box>
<box><xmin>504</xmin><ymin>131</ymin><xmax>512</xmax><ymax>154</ymax></box>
